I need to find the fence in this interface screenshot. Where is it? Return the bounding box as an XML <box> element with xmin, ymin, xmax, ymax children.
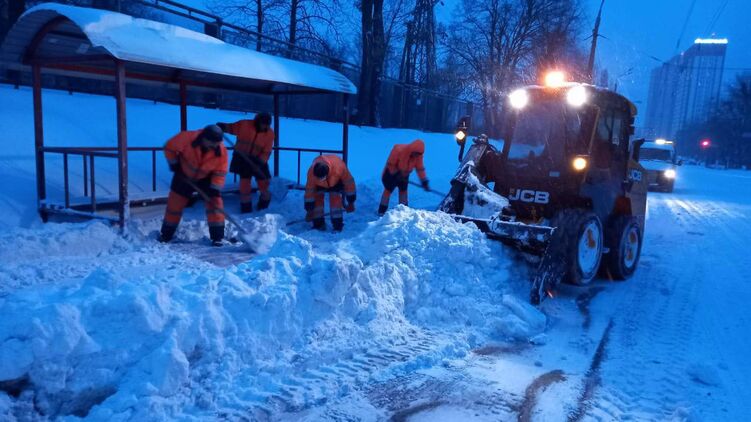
<box><xmin>39</xmin><ymin>144</ymin><xmax>339</xmax><ymax>221</ymax></box>
<box><xmin>1</xmin><ymin>0</ymin><xmax>486</xmax><ymax>134</ymax></box>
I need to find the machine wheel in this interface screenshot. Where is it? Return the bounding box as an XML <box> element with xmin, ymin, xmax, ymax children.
<box><xmin>549</xmin><ymin>209</ymin><xmax>604</xmax><ymax>286</ymax></box>
<box><xmin>603</xmin><ymin>216</ymin><xmax>642</xmax><ymax>280</ymax></box>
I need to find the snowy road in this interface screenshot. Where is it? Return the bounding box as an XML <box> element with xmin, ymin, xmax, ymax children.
<box><xmin>288</xmin><ymin>165</ymin><xmax>751</xmax><ymax>421</ymax></box>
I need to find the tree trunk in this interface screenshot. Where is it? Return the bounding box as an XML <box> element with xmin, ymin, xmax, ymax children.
<box><xmin>357</xmin><ymin>0</ymin><xmax>374</xmax><ymax>125</ymax></box>
<box><xmin>370</xmin><ymin>0</ymin><xmax>385</xmax><ymax>125</ymax></box>
<box><xmin>357</xmin><ymin>0</ymin><xmax>385</xmax><ymax>126</ymax></box>
<box><xmin>288</xmin><ymin>0</ymin><xmax>298</xmax><ymax>57</ymax></box>
<box><xmin>255</xmin><ymin>0</ymin><xmax>263</xmax><ymax>51</ymax></box>
<box><xmin>1</xmin><ymin>0</ymin><xmax>24</xmax><ymax>45</ymax></box>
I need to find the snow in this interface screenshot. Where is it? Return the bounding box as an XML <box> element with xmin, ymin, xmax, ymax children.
<box><xmin>0</xmin><ymin>207</ymin><xmax>541</xmax><ymax>419</ymax></box>
<box><xmin>2</xmin><ymin>83</ymin><xmax>751</xmax><ymax>420</ymax></box>
<box><xmin>6</xmin><ymin>3</ymin><xmax>356</xmax><ymax>94</ymax></box>
<box><xmin>459</xmin><ymin>168</ymin><xmax>509</xmax><ymax>219</ymax></box>
<box><xmin>0</xmin><ymin>84</ymin><xmax>543</xmax><ymax>419</ymax></box>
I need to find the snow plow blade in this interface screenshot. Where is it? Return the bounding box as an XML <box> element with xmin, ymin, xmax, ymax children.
<box><xmin>451</xmin><ymin>214</ymin><xmax>554</xmax><ymax>253</ymax></box>
<box><xmin>454</xmin><ymin>213</ymin><xmax>562</xmax><ymax>305</ymax></box>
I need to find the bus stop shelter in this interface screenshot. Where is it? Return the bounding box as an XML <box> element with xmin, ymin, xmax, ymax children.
<box><xmin>0</xmin><ymin>3</ymin><xmax>357</xmax><ymax>228</ymax></box>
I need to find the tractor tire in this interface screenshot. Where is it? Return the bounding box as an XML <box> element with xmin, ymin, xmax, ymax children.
<box><xmin>602</xmin><ymin>215</ymin><xmax>642</xmax><ymax>280</ymax></box>
<box><xmin>548</xmin><ymin>209</ymin><xmax>604</xmax><ymax>286</ymax></box>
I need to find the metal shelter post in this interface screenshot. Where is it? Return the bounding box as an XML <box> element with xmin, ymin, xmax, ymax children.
<box><xmin>342</xmin><ymin>94</ymin><xmax>350</xmax><ymax>164</ymax></box>
<box><xmin>115</xmin><ymin>61</ymin><xmax>129</xmax><ymax>228</ymax></box>
<box><xmin>273</xmin><ymin>93</ymin><xmax>280</xmax><ymax>177</ymax></box>
<box><xmin>32</xmin><ymin>64</ymin><xmax>47</xmax><ymax>221</ymax></box>
<box><xmin>179</xmin><ymin>80</ymin><xmax>188</xmax><ymax>131</ymax></box>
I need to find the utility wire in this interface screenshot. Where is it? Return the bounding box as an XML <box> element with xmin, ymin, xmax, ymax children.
<box><xmin>674</xmin><ymin>0</ymin><xmax>697</xmax><ymax>54</ymax></box>
<box><xmin>704</xmin><ymin>0</ymin><xmax>729</xmax><ymax>35</ymax></box>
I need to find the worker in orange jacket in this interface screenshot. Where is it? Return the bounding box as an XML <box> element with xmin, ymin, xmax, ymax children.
<box><xmin>378</xmin><ymin>139</ymin><xmax>429</xmax><ymax>215</ymax></box>
<box><xmin>159</xmin><ymin>125</ymin><xmax>228</xmax><ymax>246</ymax></box>
<box><xmin>304</xmin><ymin>155</ymin><xmax>356</xmax><ymax>231</ymax></box>
<box><xmin>217</xmin><ymin>112</ymin><xmax>274</xmax><ymax>213</ymax></box>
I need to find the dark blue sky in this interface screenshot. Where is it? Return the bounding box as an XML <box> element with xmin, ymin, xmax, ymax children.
<box><xmin>585</xmin><ymin>0</ymin><xmax>751</xmax><ymax>124</ymax></box>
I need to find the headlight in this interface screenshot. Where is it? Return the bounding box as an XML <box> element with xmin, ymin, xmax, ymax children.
<box><xmin>664</xmin><ymin>169</ymin><xmax>676</xmax><ymax>179</ymax></box>
<box><xmin>509</xmin><ymin>89</ymin><xmax>529</xmax><ymax>109</ymax></box>
<box><xmin>572</xmin><ymin>156</ymin><xmax>588</xmax><ymax>171</ymax></box>
<box><xmin>566</xmin><ymin>85</ymin><xmax>587</xmax><ymax>107</ymax></box>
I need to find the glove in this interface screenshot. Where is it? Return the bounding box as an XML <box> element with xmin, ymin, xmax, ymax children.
<box><xmin>216</xmin><ymin>122</ymin><xmax>227</xmax><ymax>131</ymax></box>
<box><xmin>345</xmin><ymin>194</ymin><xmax>356</xmax><ymax>213</ymax></box>
<box><xmin>169</xmin><ymin>162</ymin><xmax>180</xmax><ymax>173</ymax></box>
<box><xmin>421</xmin><ymin>179</ymin><xmax>430</xmax><ymax>191</ymax></box>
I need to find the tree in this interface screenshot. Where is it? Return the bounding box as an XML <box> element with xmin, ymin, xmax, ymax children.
<box><xmin>208</xmin><ymin>0</ymin><xmax>285</xmax><ymax>51</ymax></box>
<box><xmin>1</xmin><ymin>0</ymin><xmax>26</xmax><ymax>44</ymax></box>
<box><xmin>443</xmin><ymin>0</ymin><xmax>584</xmax><ymax>136</ymax></box>
<box><xmin>679</xmin><ymin>76</ymin><xmax>751</xmax><ymax>168</ymax></box>
<box><xmin>356</xmin><ymin>0</ymin><xmax>386</xmax><ymax>126</ymax></box>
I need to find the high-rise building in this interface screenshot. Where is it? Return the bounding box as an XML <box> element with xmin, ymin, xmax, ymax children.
<box><xmin>644</xmin><ymin>38</ymin><xmax>727</xmax><ymax>139</ymax></box>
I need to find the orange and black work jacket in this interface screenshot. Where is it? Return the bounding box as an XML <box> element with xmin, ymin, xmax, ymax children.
<box><xmin>385</xmin><ymin>139</ymin><xmax>427</xmax><ymax>181</ymax></box>
<box><xmin>304</xmin><ymin>155</ymin><xmax>356</xmax><ymax>203</ymax></box>
<box><xmin>164</xmin><ymin>130</ymin><xmax>228</xmax><ymax>191</ymax></box>
<box><xmin>223</xmin><ymin>119</ymin><xmax>275</xmax><ymax>162</ymax></box>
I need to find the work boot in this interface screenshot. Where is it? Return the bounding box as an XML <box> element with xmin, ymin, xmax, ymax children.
<box><xmin>332</xmin><ymin>218</ymin><xmax>344</xmax><ymax>232</ymax></box>
<box><xmin>378</xmin><ymin>204</ymin><xmax>388</xmax><ymax>216</ymax></box>
<box><xmin>158</xmin><ymin>224</ymin><xmax>176</xmax><ymax>243</ymax></box>
<box><xmin>209</xmin><ymin>225</ymin><xmax>225</xmax><ymax>245</ymax></box>
<box><xmin>240</xmin><ymin>202</ymin><xmax>253</xmax><ymax>214</ymax></box>
<box><xmin>257</xmin><ymin>197</ymin><xmax>271</xmax><ymax>211</ymax></box>
<box><xmin>312</xmin><ymin>217</ymin><xmax>326</xmax><ymax>231</ymax></box>
<box><xmin>157</xmin><ymin>232</ymin><xmax>173</xmax><ymax>243</ymax></box>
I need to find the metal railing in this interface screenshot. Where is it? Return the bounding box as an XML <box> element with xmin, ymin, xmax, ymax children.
<box><xmin>40</xmin><ymin>144</ymin><xmax>341</xmax><ymax>219</ymax></box>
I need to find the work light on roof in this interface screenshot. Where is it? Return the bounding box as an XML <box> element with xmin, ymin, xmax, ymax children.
<box><xmin>509</xmin><ymin>89</ymin><xmax>529</xmax><ymax>109</ymax></box>
<box><xmin>544</xmin><ymin>71</ymin><xmax>566</xmax><ymax>88</ymax></box>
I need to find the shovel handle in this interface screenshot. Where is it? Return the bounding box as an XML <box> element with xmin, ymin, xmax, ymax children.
<box><xmin>181</xmin><ymin>176</ymin><xmax>250</xmax><ymax>237</ymax></box>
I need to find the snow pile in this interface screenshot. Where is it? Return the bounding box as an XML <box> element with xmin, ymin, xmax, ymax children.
<box><xmin>0</xmin><ymin>207</ymin><xmax>543</xmax><ymax>419</ymax></box>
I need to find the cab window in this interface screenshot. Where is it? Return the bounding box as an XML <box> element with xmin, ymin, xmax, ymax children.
<box><xmin>593</xmin><ymin>108</ymin><xmax>628</xmax><ymax>168</ymax></box>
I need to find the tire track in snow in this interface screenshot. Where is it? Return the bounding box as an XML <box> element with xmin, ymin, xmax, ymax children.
<box><xmin>252</xmin><ymin>329</ymin><xmax>451</xmax><ymax>416</ymax></box>
<box><xmin>518</xmin><ymin>369</ymin><xmax>566</xmax><ymax>422</ymax></box>
<box><xmin>583</xmin><ymin>185</ymin><xmax>739</xmax><ymax>420</ymax></box>
<box><xmin>567</xmin><ymin>319</ymin><xmax>613</xmax><ymax>422</ymax></box>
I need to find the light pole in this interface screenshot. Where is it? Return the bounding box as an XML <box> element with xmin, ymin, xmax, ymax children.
<box><xmin>587</xmin><ymin>0</ymin><xmax>606</xmax><ymax>84</ymax></box>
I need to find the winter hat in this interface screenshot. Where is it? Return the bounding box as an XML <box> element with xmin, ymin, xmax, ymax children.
<box><xmin>202</xmin><ymin>124</ymin><xmax>223</xmax><ymax>143</ymax></box>
<box><xmin>313</xmin><ymin>162</ymin><xmax>330</xmax><ymax>179</ymax></box>
<box><xmin>255</xmin><ymin>112</ymin><xmax>272</xmax><ymax>129</ymax></box>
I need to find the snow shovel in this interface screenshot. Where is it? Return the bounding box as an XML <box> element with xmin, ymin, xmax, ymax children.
<box><xmin>181</xmin><ymin>177</ymin><xmax>256</xmax><ymax>252</ymax></box>
<box><xmin>408</xmin><ymin>180</ymin><xmax>446</xmax><ymax>197</ymax></box>
<box><xmin>222</xmin><ymin>134</ymin><xmax>290</xmax><ymax>202</ymax></box>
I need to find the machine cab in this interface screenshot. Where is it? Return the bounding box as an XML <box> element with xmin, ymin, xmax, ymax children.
<box><xmin>488</xmin><ymin>75</ymin><xmax>642</xmax><ymax>224</ymax></box>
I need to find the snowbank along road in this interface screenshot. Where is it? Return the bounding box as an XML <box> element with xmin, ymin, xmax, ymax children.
<box><xmin>1</xmin><ymin>86</ymin><xmax>750</xmax><ymax>421</ymax></box>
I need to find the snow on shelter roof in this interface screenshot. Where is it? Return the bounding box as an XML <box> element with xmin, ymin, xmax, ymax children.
<box><xmin>0</xmin><ymin>3</ymin><xmax>357</xmax><ymax>95</ymax></box>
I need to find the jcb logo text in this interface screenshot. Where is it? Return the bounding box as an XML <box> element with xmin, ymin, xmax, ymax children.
<box><xmin>508</xmin><ymin>189</ymin><xmax>550</xmax><ymax>204</ymax></box>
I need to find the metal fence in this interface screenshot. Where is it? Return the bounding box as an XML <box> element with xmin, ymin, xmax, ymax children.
<box><xmin>2</xmin><ymin>0</ymin><xmax>486</xmax><ymax>134</ymax></box>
